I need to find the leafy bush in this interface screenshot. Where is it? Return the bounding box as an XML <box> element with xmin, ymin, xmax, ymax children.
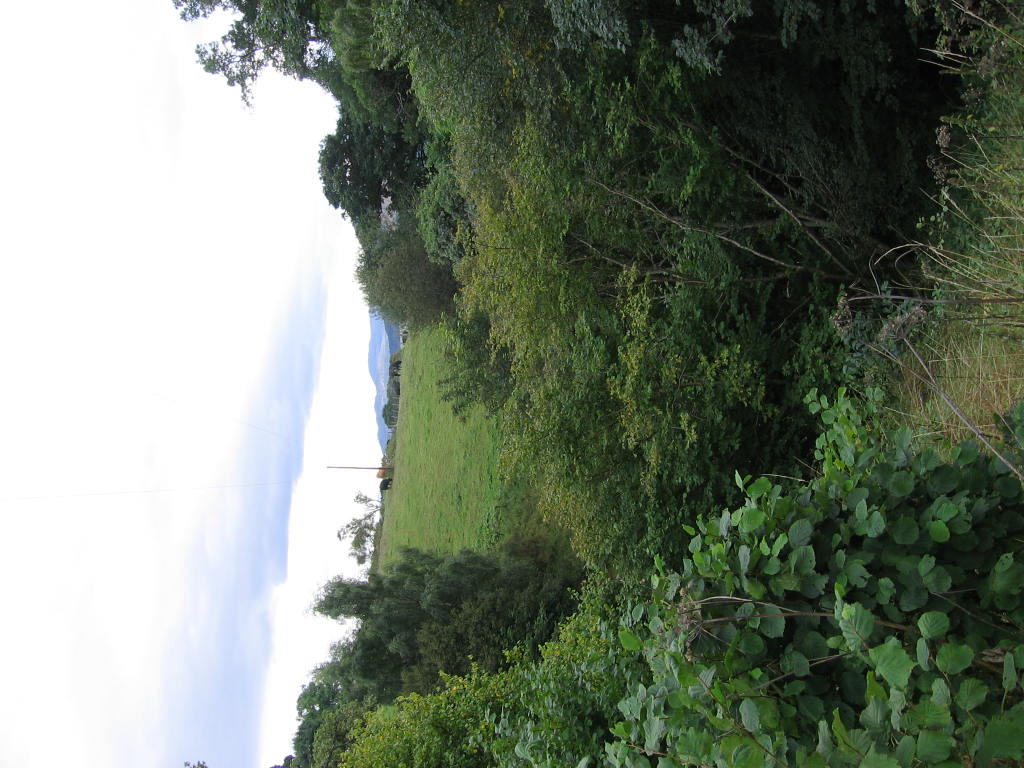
<box><xmin>606</xmin><ymin>390</ymin><xmax>1024</xmax><ymax>766</ymax></box>
<box><xmin>487</xmin><ymin>584</ymin><xmax>649</xmax><ymax>768</ymax></box>
<box><xmin>341</xmin><ymin>671</ymin><xmax>512</xmax><ymax>768</ymax></box>
<box><xmin>355</xmin><ymin>218</ymin><xmax>458</xmax><ymax>329</ymax></box>
<box><xmin>314</xmin><ymin>547</ymin><xmax>581</xmax><ymax>700</ymax></box>
<box><xmin>417</xmin><ymin>161</ymin><xmax>475</xmax><ymax>267</ymax></box>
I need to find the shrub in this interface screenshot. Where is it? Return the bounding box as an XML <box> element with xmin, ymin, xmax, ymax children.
<box><xmin>340</xmin><ymin>671</ymin><xmax>512</xmax><ymax>768</ymax></box>
<box><xmin>606</xmin><ymin>390</ymin><xmax>1024</xmax><ymax>766</ymax></box>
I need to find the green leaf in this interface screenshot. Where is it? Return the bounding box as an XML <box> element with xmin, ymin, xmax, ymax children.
<box><xmin>915</xmin><ymin>730</ymin><xmax>954</xmax><ymax>762</ymax></box>
<box><xmin>781</xmin><ymin>648</ymin><xmax>810</xmax><ymax>677</ymax></box>
<box><xmin>854</xmin><ymin>498</ymin><xmax>868</xmax><ymax>521</ymax></box>
<box><xmin>748</xmin><ymin>476</ymin><xmax>772</xmax><ymax>501</ymax></box>
<box><xmin>788</xmin><ymin>545</ymin><xmax>816</xmax><ymax>575</ymax></box>
<box><xmin>917</xmin><ymin>554</ymin><xmax>936</xmax><ymax>576</ymax></box>
<box><xmin>771</xmin><ymin>534</ymin><xmax>788</xmax><ymax>557</ymax></box>
<box><xmin>1004</xmin><ymin>651</ymin><xmax>1018</xmax><ymax>692</ymax></box>
<box><xmin>955</xmin><ymin>678</ymin><xmax>989</xmax><ymax>711</ymax></box>
<box><xmin>843</xmin><ymin>561</ymin><xmax>870</xmax><ymax>589</ymax></box>
<box><xmin>840</xmin><ymin>603</ymin><xmax>876</xmax><ymax>650</ymax></box>
<box><xmin>907</xmin><ymin>698</ymin><xmax>953</xmax><ymax>730</ymax></box>
<box><xmin>643</xmin><ymin>715</ymin><xmax>666</xmax><ymax>752</ymax></box>
<box><xmin>928</xmin><ymin>520</ymin><xmax>950</xmax><ymax>543</ymax></box>
<box><xmin>619</xmin><ymin>629</ymin><xmax>643</xmax><ymax>652</ymax></box>
<box><xmin>985</xmin><ymin>707</ymin><xmax>1024</xmax><ymax>758</ymax></box>
<box><xmin>995</xmin><ymin>475</ymin><xmax>1021</xmax><ymax>499</ymax></box>
<box><xmin>860</xmin><ymin>697</ymin><xmax>890</xmax><ymax>734</ymax></box>
<box><xmin>610</xmin><ymin>722</ymin><xmax>630</xmax><ymax>740</ymax></box>
<box><xmin>865</xmin><ymin>510</ymin><xmax>885</xmax><ymax>538</ymax></box>
<box><xmin>738</xmin><ymin>544</ymin><xmax>751</xmax><ymax>576</ymax></box>
<box><xmin>736</xmin><ymin>631</ymin><xmax>765</xmax><ymax>656</ymax></box>
<box><xmin>817</xmin><ymin>717</ymin><xmax>834</xmax><ymax>756</ymax></box>
<box><xmin>913</xmin><ymin>447</ymin><xmax>941</xmax><ymax>474</ymax></box>
<box><xmin>995</xmin><ymin>552</ymin><xmax>1015</xmax><ymax>573</ymax></box>
<box><xmin>860</xmin><ymin>747</ymin><xmax>899</xmax><ymax>767</ymax></box>
<box><xmin>936</xmin><ymin>643</ymin><xmax>974</xmax><ymax>675</ymax></box>
<box><xmin>954</xmin><ymin>441</ymin><xmax>979</xmax><ymax>466</ymax></box>
<box><xmin>887</xmin><ymin>471</ymin><xmax>915</xmax><ymax>498</ymax></box>
<box><xmin>739</xmin><ymin>698</ymin><xmax>760</xmax><ymax>732</ymax></box>
<box><xmin>876</xmin><ymin>577</ymin><xmax>895</xmax><ymax>605</ymax></box>
<box><xmin>933</xmin><ymin>500</ymin><xmax>958</xmax><ymax>522</ymax></box>
<box><xmin>759</xmin><ymin>606</ymin><xmax>785</xmax><ymax>639</ymax></box>
<box><xmin>917</xmin><ymin>637</ymin><xmax>932</xmax><ymax>671</ymax></box>
<box><xmin>922</xmin><ymin>564</ymin><xmax>952</xmax><ymax>593</ymax></box>
<box><xmin>720</xmin><ymin>510</ymin><xmax>732</xmax><ymax>536</ymax></box>
<box><xmin>927</xmin><ymin>464</ymin><xmax>960</xmax><ymax>495</ymax></box>
<box><xmin>889</xmin><ymin>688</ymin><xmax>907</xmax><ymax>732</ymax></box>
<box><xmin>917</xmin><ymin>611</ymin><xmax>950</xmax><ymax>640</ymax></box>
<box><xmin>870</xmin><ymin>638</ymin><xmax>915</xmax><ymax>689</ymax></box>
<box><xmin>789</xmin><ymin>518</ymin><xmax>813</xmax><ymax>548</ymax></box>
<box><xmin>895</xmin><ymin>735</ymin><xmax>915</xmax><ymax>766</ymax></box>
<box><xmin>890</xmin><ymin>516</ymin><xmax>919</xmax><ymax>545</ymax></box>
<box><xmin>846</xmin><ymin>486</ymin><xmax>870</xmax><ymax>511</ymax></box>
<box><xmin>740</xmin><ymin>507</ymin><xmax>765</xmax><ymax>533</ymax></box>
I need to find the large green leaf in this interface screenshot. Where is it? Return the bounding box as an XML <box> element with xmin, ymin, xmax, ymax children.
<box><xmin>935</xmin><ymin>643</ymin><xmax>974</xmax><ymax>675</ymax></box>
<box><xmin>1004</xmin><ymin>652</ymin><xmax>1018</xmax><ymax>692</ymax></box>
<box><xmin>839</xmin><ymin>602</ymin><xmax>876</xmax><ymax>650</ymax></box>
<box><xmin>927</xmin><ymin>464</ymin><xmax>960</xmax><ymax>495</ymax></box>
<box><xmin>788</xmin><ymin>518</ymin><xmax>813</xmax><ymax>548</ymax></box>
<box><xmin>955</xmin><ymin>678</ymin><xmax>989</xmax><ymax>711</ymax></box>
<box><xmin>869</xmin><ymin>638</ymin><xmax>915</xmax><ymax>690</ymax></box>
<box><xmin>984</xmin><ymin>706</ymin><xmax>1024</xmax><ymax>759</ymax></box>
<box><xmin>619</xmin><ymin>628</ymin><xmax>642</xmax><ymax>652</ymax></box>
<box><xmin>915</xmin><ymin>730</ymin><xmax>954</xmax><ymax>762</ymax></box>
<box><xmin>887</xmin><ymin>471</ymin><xmax>915</xmax><ymax>498</ymax></box>
<box><xmin>916</xmin><ymin>611</ymin><xmax>950</xmax><ymax>640</ymax></box>
<box><xmin>928</xmin><ymin>520</ymin><xmax>950</xmax><ymax>543</ymax></box>
<box><xmin>738</xmin><ymin>698</ymin><xmax>760</xmax><ymax>732</ymax></box>
<box><xmin>865</xmin><ymin>510</ymin><xmax>885</xmax><ymax>538</ymax></box>
<box><xmin>890</xmin><ymin>516</ymin><xmax>919</xmax><ymax>545</ymax></box>
<box><xmin>781</xmin><ymin>648</ymin><xmax>809</xmax><ymax>677</ymax></box>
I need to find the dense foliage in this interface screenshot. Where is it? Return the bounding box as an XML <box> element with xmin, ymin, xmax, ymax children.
<box><xmin>602</xmin><ymin>393</ymin><xmax>1024</xmax><ymax>767</ymax></box>
<box><xmin>277</xmin><ymin>546</ymin><xmax>581</xmax><ymax>766</ymax></box>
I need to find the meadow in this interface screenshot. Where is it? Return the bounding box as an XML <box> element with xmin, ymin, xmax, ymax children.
<box><xmin>374</xmin><ymin>326</ymin><xmax>544</xmax><ymax>566</ymax></box>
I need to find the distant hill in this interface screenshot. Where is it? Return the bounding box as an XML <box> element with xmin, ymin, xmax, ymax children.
<box><xmin>367</xmin><ymin>311</ymin><xmax>402</xmax><ymax>452</ymax></box>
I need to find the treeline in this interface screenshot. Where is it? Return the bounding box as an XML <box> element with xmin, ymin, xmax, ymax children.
<box><xmin>275</xmin><ymin>546</ymin><xmax>582</xmax><ymax>768</ymax></box>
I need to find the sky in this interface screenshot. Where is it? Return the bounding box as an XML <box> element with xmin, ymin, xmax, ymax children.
<box><xmin>0</xmin><ymin>2</ymin><xmax>379</xmax><ymax>766</ymax></box>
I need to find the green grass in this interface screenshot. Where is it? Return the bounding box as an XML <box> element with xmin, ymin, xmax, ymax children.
<box><xmin>884</xmin><ymin>6</ymin><xmax>1024</xmax><ymax>449</ymax></box>
<box><xmin>374</xmin><ymin>326</ymin><xmax>541</xmax><ymax>568</ymax></box>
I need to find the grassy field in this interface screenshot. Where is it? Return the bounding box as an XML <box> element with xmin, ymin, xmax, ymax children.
<box><xmin>373</xmin><ymin>326</ymin><xmax>542</xmax><ymax>568</ymax></box>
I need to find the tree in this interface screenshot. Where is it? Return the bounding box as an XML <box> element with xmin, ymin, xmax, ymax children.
<box><xmin>319</xmin><ymin>111</ymin><xmax>426</xmax><ymax>226</ymax></box>
<box><xmin>173</xmin><ymin>0</ymin><xmax>332</xmax><ymax>102</ymax></box>
<box><xmin>337</xmin><ymin>493</ymin><xmax>379</xmax><ymax>565</ymax></box>
<box><xmin>355</xmin><ymin>219</ymin><xmax>458</xmax><ymax>329</ymax></box>
<box><xmin>314</xmin><ymin>548</ymin><xmax>581</xmax><ymax>696</ymax></box>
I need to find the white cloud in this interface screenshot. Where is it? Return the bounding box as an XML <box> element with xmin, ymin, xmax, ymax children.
<box><xmin>0</xmin><ymin>1</ymin><xmax>372</xmax><ymax>767</ymax></box>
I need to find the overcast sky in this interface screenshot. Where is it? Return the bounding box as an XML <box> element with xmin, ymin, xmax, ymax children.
<box><xmin>0</xmin><ymin>2</ymin><xmax>377</xmax><ymax>766</ymax></box>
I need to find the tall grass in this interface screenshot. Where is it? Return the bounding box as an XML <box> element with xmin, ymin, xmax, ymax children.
<box><xmin>886</xmin><ymin>3</ymin><xmax>1024</xmax><ymax>446</ymax></box>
